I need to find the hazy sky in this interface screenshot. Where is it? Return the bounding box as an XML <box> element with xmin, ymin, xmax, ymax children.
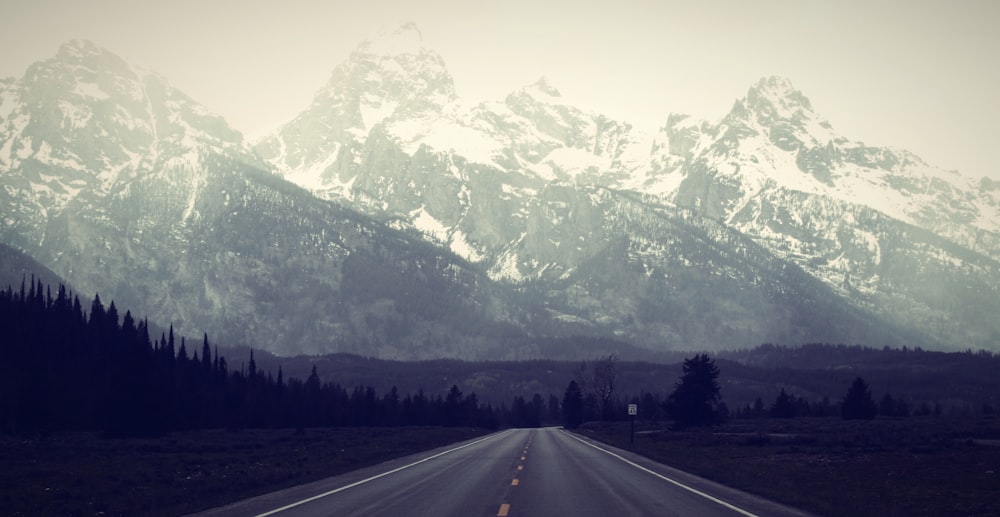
<box><xmin>1</xmin><ymin>0</ymin><xmax>997</xmax><ymax>179</ymax></box>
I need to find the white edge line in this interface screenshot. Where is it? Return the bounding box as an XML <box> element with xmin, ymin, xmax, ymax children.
<box><xmin>256</xmin><ymin>430</ymin><xmax>511</xmax><ymax>517</ymax></box>
<box><xmin>561</xmin><ymin>430</ymin><xmax>760</xmax><ymax>517</ymax></box>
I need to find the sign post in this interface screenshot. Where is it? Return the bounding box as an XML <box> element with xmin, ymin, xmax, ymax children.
<box><xmin>627</xmin><ymin>404</ymin><xmax>637</xmax><ymax>446</ymax></box>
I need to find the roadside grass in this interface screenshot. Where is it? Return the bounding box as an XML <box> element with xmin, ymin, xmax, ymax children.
<box><xmin>0</xmin><ymin>426</ymin><xmax>489</xmax><ymax>516</ymax></box>
<box><xmin>578</xmin><ymin>416</ymin><xmax>1000</xmax><ymax>516</ymax></box>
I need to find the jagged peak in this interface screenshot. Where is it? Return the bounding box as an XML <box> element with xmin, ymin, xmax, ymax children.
<box><xmin>664</xmin><ymin>112</ymin><xmax>701</xmax><ymax>130</ymax></box>
<box><xmin>313</xmin><ymin>21</ymin><xmax>456</xmax><ymax>110</ymax></box>
<box><xmin>527</xmin><ymin>76</ymin><xmax>562</xmax><ymax>98</ymax></box>
<box><xmin>54</xmin><ymin>39</ymin><xmax>131</xmax><ymax>70</ymax></box>
<box><xmin>47</xmin><ymin>38</ymin><xmax>152</xmax><ymax>85</ymax></box>
<box><xmin>58</xmin><ymin>39</ymin><xmax>103</xmax><ymax>57</ymax></box>
<box><xmin>751</xmin><ymin>75</ymin><xmax>798</xmax><ymax>94</ymax></box>
<box><xmin>743</xmin><ymin>75</ymin><xmax>815</xmax><ymax>118</ymax></box>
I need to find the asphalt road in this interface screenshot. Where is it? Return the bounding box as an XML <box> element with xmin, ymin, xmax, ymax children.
<box><xmin>194</xmin><ymin>428</ymin><xmax>812</xmax><ymax>517</ymax></box>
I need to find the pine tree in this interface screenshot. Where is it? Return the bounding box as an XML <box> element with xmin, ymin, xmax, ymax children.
<box><xmin>202</xmin><ymin>334</ymin><xmax>212</xmax><ymax>371</ymax></box>
<box><xmin>841</xmin><ymin>376</ymin><xmax>877</xmax><ymax>420</ymax></box>
<box><xmin>166</xmin><ymin>325</ymin><xmax>176</xmax><ymax>363</ymax></box>
<box><xmin>444</xmin><ymin>385</ymin><xmax>463</xmax><ymax>426</ymax></box>
<box><xmin>769</xmin><ymin>389</ymin><xmax>797</xmax><ymax>418</ymax></box>
<box><xmin>664</xmin><ymin>354</ymin><xmax>724</xmax><ymax>428</ymax></box>
<box><xmin>561</xmin><ymin>380</ymin><xmax>584</xmax><ymax>429</ymax></box>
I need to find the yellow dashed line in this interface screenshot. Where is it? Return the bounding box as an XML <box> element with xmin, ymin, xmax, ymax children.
<box><xmin>511</xmin><ymin>478</ymin><xmax>519</xmax><ymax>486</ymax></box>
<box><xmin>517</xmin><ymin>465</ymin><xmax>523</xmax><ymax>471</ymax></box>
<box><xmin>498</xmin><ymin>503</ymin><xmax>511</xmax><ymax>516</ymax></box>
<box><xmin>521</xmin><ymin>456</ymin><xmax>526</xmax><ymax>461</ymax></box>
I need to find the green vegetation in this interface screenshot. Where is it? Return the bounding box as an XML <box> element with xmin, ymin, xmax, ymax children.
<box><xmin>579</xmin><ymin>417</ymin><xmax>1000</xmax><ymax>516</ymax></box>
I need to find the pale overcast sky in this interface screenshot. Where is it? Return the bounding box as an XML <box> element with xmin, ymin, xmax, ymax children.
<box><xmin>1</xmin><ymin>0</ymin><xmax>997</xmax><ymax>179</ymax></box>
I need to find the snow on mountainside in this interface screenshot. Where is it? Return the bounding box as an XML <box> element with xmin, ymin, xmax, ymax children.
<box><xmin>656</xmin><ymin>76</ymin><xmax>1000</xmax><ymax>347</ymax></box>
<box><xmin>254</xmin><ymin>24</ymin><xmax>648</xmax><ymax>191</ymax></box>
<box><xmin>255</xmin><ymin>23</ymin><xmax>461</xmax><ymax>199</ymax></box>
<box><xmin>257</xmin><ymin>25</ymin><xmax>999</xmax><ymax>351</ymax></box>
<box><xmin>670</xmin><ymin>76</ymin><xmax>999</xmax><ymax>250</ymax></box>
<box><xmin>0</xmin><ymin>39</ymin><xmax>530</xmax><ymax>359</ymax></box>
<box><xmin>3</xmin><ymin>29</ymin><xmax>998</xmax><ymax>356</ymax></box>
<box><xmin>0</xmin><ymin>39</ymin><xmax>257</xmax><ymax>249</ymax></box>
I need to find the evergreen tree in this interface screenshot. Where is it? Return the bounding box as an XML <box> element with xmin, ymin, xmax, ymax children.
<box><xmin>561</xmin><ymin>380</ymin><xmax>584</xmax><ymax>429</ymax></box>
<box><xmin>166</xmin><ymin>325</ymin><xmax>176</xmax><ymax>363</ymax></box>
<box><xmin>202</xmin><ymin>334</ymin><xmax>212</xmax><ymax>371</ymax></box>
<box><xmin>639</xmin><ymin>392</ymin><xmax>662</xmax><ymax>424</ymax></box>
<box><xmin>547</xmin><ymin>394</ymin><xmax>560</xmax><ymax>425</ymax></box>
<box><xmin>769</xmin><ymin>389</ymin><xmax>797</xmax><ymax>418</ymax></box>
<box><xmin>664</xmin><ymin>354</ymin><xmax>724</xmax><ymax>428</ymax></box>
<box><xmin>89</xmin><ymin>293</ymin><xmax>105</xmax><ymax>328</ymax></box>
<box><xmin>841</xmin><ymin>376</ymin><xmax>877</xmax><ymax>420</ymax></box>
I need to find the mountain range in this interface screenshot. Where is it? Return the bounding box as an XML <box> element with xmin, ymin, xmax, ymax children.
<box><xmin>2</xmin><ymin>24</ymin><xmax>997</xmax><ymax>358</ymax></box>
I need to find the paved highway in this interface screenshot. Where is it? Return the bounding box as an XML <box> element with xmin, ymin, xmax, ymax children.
<box><xmin>195</xmin><ymin>428</ymin><xmax>812</xmax><ymax>516</ymax></box>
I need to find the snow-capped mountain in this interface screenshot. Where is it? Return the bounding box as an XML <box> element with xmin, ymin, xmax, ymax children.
<box><xmin>0</xmin><ymin>40</ymin><xmax>529</xmax><ymax>359</ymax></box>
<box><xmin>3</xmin><ymin>29</ymin><xmax>998</xmax><ymax>357</ymax></box>
<box><xmin>255</xmin><ymin>23</ymin><xmax>461</xmax><ymax>199</ymax></box>
<box><xmin>659</xmin><ymin>76</ymin><xmax>1000</xmax><ymax>347</ymax></box>
<box><xmin>255</xmin><ymin>24</ymin><xmax>654</xmax><ymax>275</ymax></box>
<box><xmin>665</xmin><ymin>76</ymin><xmax>1000</xmax><ymax>246</ymax></box>
<box><xmin>0</xmin><ymin>39</ymin><xmax>257</xmax><ymax>248</ymax></box>
<box><xmin>256</xmin><ymin>25</ymin><xmax>1000</xmax><ymax>351</ymax></box>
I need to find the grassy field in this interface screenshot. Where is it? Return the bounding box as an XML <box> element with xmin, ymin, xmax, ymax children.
<box><xmin>0</xmin><ymin>427</ymin><xmax>489</xmax><ymax>516</ymax></box>
<box><xmin>579</xmin><ymin>416</ymin><xmax>1000</xmax><ymax>516</ymax></box>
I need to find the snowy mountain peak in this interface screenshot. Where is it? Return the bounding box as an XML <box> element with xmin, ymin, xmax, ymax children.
<box><xmin>0</xmin><ymin>38</ymin><xmax>255</xmax><ymax>245</ymax></box>
<box><xmin>330</xmin><ymin>22</ymin><xmax>457</xmax><ymax>111</ymax></box>
<box><xmin>57</xmin><ymin>39</ymin><xmax>105</xmax><ymax>60</ymax></box>
<box><xmin>527</xmin><ymin>77</ymin><xmax>562</xmax><ymax>98</ymax></box>
<box><xmin>50</xmin><ymin>39</ymin><xmax>151</xmax><ymax>86</ymax></box>
<box><xmin>749</xmin><ymin>75</ymin><xmax>801</xmax><ymax>97</ymax></box>
<box><xmin>733</xmin><ymin>75</ymin><xmax>831</xmax><ymax>134</ymax></box>
<box><xmin>746</xmin><ymin>76</ymin><xmax>812</xmax><ymax>113</ymax></box>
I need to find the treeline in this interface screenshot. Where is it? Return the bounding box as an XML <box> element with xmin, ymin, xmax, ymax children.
<box><xmin>0</xmin><ymin>278</ymin><xmax>545</xmax><ymax>437</ymax></box>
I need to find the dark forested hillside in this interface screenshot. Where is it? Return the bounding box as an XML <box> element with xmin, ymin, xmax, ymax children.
<box><xmin>717</xmin><ymin>343</ymin><xmax>1000</xmax><ymax>411</ymax></box>
<box><xmin>0</xmin><ymin>280</ymin><xmax>561</xmax><ymax>437</ymax></box>
<box><xmin>238</xmin><ymin>343</ymin><xmax>1000</xmax><ymax>419</ymax></box>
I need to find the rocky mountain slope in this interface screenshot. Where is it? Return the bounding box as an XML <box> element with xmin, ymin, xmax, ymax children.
<box><xmin>257</xmin><ymin>24</ymin><xmax>999</xmax><ymax>351</ymax></box>
<box><xmin>661</xmin><ymin>76</ymin><xmax>1000</xmax><ymax>347</ymax></box>
<box><xmin>2</xmin><ymin>28</ymin><xmax>997</xmax><ymax>357</ymax></box>
<box><xmin>0</xmin><ymin>40</ymin><xmax>527</xmax><ymax>358</ymax></box>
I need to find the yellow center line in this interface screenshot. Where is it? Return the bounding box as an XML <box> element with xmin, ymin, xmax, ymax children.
<box><xmin>498</xmin><ymin>503</ymin><xmax>511</xmax><ymax>516</ymax></box>
<box><xmin>521</xmin><ymin>456</ymin><xmax>526</xmax><ymax>460</ymax></box>
<box><xmin>517</xmin><ymin>465</ymin><xmax>523</xmax><ymax>471</ymax></box>
<box><xmin>511</xmin><ymin>478</ymin><xmax>519</xmax><ymax>486</ymax></box>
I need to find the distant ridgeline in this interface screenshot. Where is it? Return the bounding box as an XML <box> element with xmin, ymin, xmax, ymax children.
<box><xmin>5</xmin><ymin>277</ymin><xmax>1000</xmax><ymax>438</ymax></box>
<box><xmin>0</xmin><ymin>278</ymin><xmax>552</xmax><ymax>437</ymax></box>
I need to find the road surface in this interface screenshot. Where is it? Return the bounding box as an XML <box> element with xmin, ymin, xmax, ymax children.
<box><xmin>194</xmin><ymin>427</ymin><xmax>812</xmax><ymax>516</ymax></box>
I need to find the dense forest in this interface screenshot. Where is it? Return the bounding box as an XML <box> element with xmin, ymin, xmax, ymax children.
<box><xmin>5</xmin><ymin>275</ymin><xmax>1000</xmax><ymax>439</ymax></box>
<box><xmin>0</xmin><ymin>278</ymin><xmax>555</xmax><ymax>437</ymax></box>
